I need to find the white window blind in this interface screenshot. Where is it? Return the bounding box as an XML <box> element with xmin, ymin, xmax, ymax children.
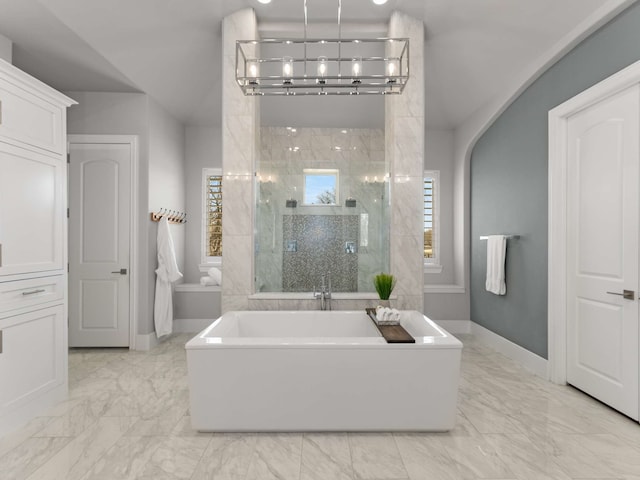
<box><xmin>424</xmin><ymin>176</ymin><xmax>434</xmax><ymax>259</ymax></box>
<box><xmin>205</xmin><ymin>174</ymin><xmax>222</xmax><ymax>257</ymax></box>
<box><xmin>423</xmin><ymin>170</ymin><xmax>439</xmax><ymax>266</ymax></box>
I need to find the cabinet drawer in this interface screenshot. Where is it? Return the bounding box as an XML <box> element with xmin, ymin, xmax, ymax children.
<box><xmin>0</xmin><ymin>77</ymin><xmax>64</xmax><ymax>156</ymax></box>
<box><xmin>0</xmin><ymin>276</ymin><xmax>64</xmax><ymax>314</ymax></box>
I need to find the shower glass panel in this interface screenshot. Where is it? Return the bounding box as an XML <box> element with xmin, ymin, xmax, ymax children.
<box><xmin>255</xmin><ymin>127</ymin><xmax>390</xmax><ymax>293</ymax></box>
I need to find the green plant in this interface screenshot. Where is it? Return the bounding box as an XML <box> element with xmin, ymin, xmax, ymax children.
<box><xmin>373</xmin><ymin>273</ymin><xmax>396</xmax><ymax>300</ymax></box>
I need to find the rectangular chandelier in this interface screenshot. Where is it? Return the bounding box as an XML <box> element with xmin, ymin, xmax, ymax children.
<box><xmin>236</xmin><ymin>37</ymin><xmax>409</xmax><ymax>96</ymax></box>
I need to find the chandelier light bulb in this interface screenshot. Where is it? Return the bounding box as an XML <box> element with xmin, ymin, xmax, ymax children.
<box><xmin>386</xmin><ymin>58</ymin><xmax>399</xmax><ymax>84</ymax></box>
<box><xmin>247</xmin><ymin>60</ymin><xmax>259</xmax><ymax>85</ymax></box>
<box><xmin>283</xmin><ymin>56</ymin><xmax>293</xmax><ymax>85</ymax></box>
<box><xmin>317</xmin><ymin>56</ymin><xmax>327</xmax><ymax>84</ymax></box>
<box><xmin>352</xmin><ymin>57</ymin><xmax>362</xmax><ymax>84</ymax></box>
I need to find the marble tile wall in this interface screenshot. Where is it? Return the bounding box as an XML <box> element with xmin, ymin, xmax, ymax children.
<box><xmin>221</xmin><ymin>9</ymin><xmax>258</xmax><ymax>313</ymax></box>
<box><xmin>386</xmin><ymin>12</ymin><xmax>425</xmax><ymax>311</ymax></box>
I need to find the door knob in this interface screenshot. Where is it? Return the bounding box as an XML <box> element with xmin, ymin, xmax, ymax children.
<box><xmin>606</xmin><ymin>289</ymin><xmax>634</xmax><ymax>300</ymax></box>
<box><xmin>111</xmin><ymin>268</ymin><xmax>127</xmax><ymax>275</ymax></box>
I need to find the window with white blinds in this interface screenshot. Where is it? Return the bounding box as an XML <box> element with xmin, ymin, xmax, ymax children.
<box><xmin>424</xmin><ymin>171</ymin><xmax>439</xmax><ymax>265</ymax></box>
<box><xmin>202</xmin><ymin>168</ymin><xmax>222</xmax><ymax>263</ymax></box>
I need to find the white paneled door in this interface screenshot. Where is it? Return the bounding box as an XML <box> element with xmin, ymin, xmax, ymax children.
<box><xmin>68</xmin><ymin>137</ymin><xmax>132</xmax><ymax>347</ymax></box>
<box><xmin>566</xmin><ymin>85</ymin><xmax>639</xmax><ymax>420</ymax></box>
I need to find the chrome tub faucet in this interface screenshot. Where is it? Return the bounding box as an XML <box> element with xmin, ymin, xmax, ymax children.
<box><xmin>313</xmin><ymin>273</ymin><xmax>332</xmax><ymax>310</ymax></box>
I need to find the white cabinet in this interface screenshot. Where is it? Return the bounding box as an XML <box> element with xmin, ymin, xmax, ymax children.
<box><xmin>0</xmin><ymin>58</ymin><xmax>75</xmax><ymax>436</ymax></box>
<box><xmin>0</xmin><ymin>305</ymin><xmax>67</xmax><ymax>432</ymax></box>
<box><xmin>0</xmin><ymin>144</ymin><xmax>65</xmax><ymax>277</ymax></box>
<box><xmin>0</xmin><ymin>75</ymin><xmax>65</xmax><ymax>155</ymax></box>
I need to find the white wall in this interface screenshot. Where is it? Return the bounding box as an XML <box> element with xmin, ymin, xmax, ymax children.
<box><xmin>148</xmin><ymin>97</ymin><xmax>186</xmax><ymax>274</ymax></box>
<box><xmin>184</xmin><ymin>125</ymin><xmax>222</xmax><ymax>283</ymax></box>
<box><xmin>66</xmin><ymin>92</ymin><xmax>186</xmax><ymax>337</ymax></box>
<box><xmin>147</xmin><ymin>99</ymin><xmax>186</xmax><ymax>339</ymax></box>
<box><xmin>424</xmin><ymin>128</ymin><xmax>454</xmax><ymax>285</ymax></box>
<box><xmin>66</xmin><ymin>91</ymin><xmax>154</xmax><ymax>335</ymax></box>
<box><xmin>421</xmin><ymin>128</ymin><xmax>469</xmax><ymax>321</ymax></box>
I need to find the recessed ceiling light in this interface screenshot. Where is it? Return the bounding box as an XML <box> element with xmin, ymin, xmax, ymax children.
<box><xmin>372</xmin><ymin>0</ymin><xmax>388</xmax><ymax>4</ymax></box>
<box><xmin>257</xmin><ymin>0</ymin><xmax>271</xmax><ymax>4</ymax></box>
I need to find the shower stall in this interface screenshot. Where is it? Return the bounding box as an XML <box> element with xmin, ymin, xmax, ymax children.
<box><xmin>255</xmin><ymin>126</ymin><xmax>390</xmax><ymax>293</ymax></box>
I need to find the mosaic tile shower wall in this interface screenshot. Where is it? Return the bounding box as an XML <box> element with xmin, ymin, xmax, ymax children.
<box><xmin>282</xmin><ymin>215</ymin><xmax>359</xmax><ymax>292</ymax></box>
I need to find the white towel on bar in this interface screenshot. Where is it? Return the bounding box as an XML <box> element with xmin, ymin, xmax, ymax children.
<box><xmin>485</xmin><ymin>235</ymin><xmax>507</xmax><ymax>295</ymax></box>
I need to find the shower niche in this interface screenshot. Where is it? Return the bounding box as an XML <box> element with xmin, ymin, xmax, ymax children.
<box><xmin>255</xmin><ymin>126</ymin><xmax>390</xmax><ymax>293</ymax></box>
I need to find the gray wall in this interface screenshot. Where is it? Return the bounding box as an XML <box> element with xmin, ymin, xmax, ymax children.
<box><xmin>470</xmin><ymin>2</ymin><xmax>640</xmax><ymax>358</ymax></box>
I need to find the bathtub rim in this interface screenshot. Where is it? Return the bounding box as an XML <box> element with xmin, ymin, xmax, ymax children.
<box><xmin>185</xmin><ymin>310</ymin><xmax>463</xmax><ymax>350</ymax></box>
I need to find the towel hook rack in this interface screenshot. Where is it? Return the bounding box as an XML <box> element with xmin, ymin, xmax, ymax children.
<box><xmin>150</xmin><ymin>208</ymin><xmax>187</xmax><ymax>224</ymax></box>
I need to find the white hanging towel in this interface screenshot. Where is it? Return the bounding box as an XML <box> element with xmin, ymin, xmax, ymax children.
<box><xmin>154</xmin><ymin>216</ymin><xmax>183</xmax><ymax>338</ymax></box>
<box><xmin>485</xmin><ymin>235</ymin><xmax>507</xmax><ymax>295</ymax></box>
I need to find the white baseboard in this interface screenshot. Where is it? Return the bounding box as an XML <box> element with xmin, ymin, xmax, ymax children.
<box><xmin>433</xmin><ymin>319</ymin><xmax>471</xmax><ymax>334</ymax></box>
<box><xmin>470</xmin><ymin>322</ymin><xmax>548</xmax><ymax>379</ymax></box>
<box><xmin>135</xmin><ymin>332</ymin><xmax>160</xmax><ymax>351</ymax></box>
<box><xmin>173</xmin><ymin>318</ymin><xmax>213</xmax><ymax>333</ymax></box>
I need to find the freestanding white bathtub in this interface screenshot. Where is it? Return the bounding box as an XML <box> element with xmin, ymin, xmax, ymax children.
<box><xmin>185</xmin><ymin>310</ymin><xmax>462</xmax><ymax>432</ymax></box>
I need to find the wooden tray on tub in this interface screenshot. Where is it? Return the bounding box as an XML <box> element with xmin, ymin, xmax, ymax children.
<box><xmin>365</xmin><ymin>308</ymin><xmax>415</xmax><ymax>344</ymax></box>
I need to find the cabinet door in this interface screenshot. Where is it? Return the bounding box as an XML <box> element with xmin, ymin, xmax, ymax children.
<box><xmin>0</xmin><ymin>305</ymin><xmax>66</xmax><ymax>417</ymax></box>
<box><xmin>0</xmin><ymin>143</ymin><xmax>64</xmax><ymax>277</ymax></box>
<box><xmin>0</xmin><ymin>76</ymin><xmax>65</xmax><ymax>156</ymax></box>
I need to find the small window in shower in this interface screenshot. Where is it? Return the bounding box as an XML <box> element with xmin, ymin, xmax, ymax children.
<box><xmin>303</xmin><ymin>169</ymin><xmax>339</xmax><ymax>205</ymax></box>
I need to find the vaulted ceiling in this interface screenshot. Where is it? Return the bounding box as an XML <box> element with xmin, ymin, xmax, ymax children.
<box><xmin>0</xmin><ymin>0</ymin><xmax>631</xmax><ymax>128</ymax></box>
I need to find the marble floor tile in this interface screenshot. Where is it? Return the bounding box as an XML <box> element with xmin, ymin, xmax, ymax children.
<box><xmin>1</xmin><ymin>332</ymin><xmax>639</xmax><ymax>480</ymax></box>
<box><xmin>577</xmin><ymin>433</ymin><xmax>640</xmax><ymax>478</ymax></box>
<box><xmin>550</xmin><ymin>432</ymin><xmax>628</xmax><ymax>478</ymax></box>
<box><xmin>245</xmin><ymin>433</ymin><xmax>303</xmax><ymax>480</ymax></box>
<box><xmin>394</xmin><ymin>433</ymin><xmax>465</xmax><ymax>480</ymax></box>
<box><xmin>136</xmin><ymin>435</ymin><xmax>211</xmax><ymax>479</ymax></box>
<box><xmin>0</xmin><ymin>417</ymin><xmax>55</xmax><ymax>458</ymax></box>
<box><xmin>439</xmin><ymin>435</ymin><xmax>515</xmax><ymax>479</ymax></box>
<box><xmin>77</xmin><ymin>435</ymin><xmax>161</xmax><ymax>480</ymax></box>
<box><xmin>300</xmin><ymin>433</ymin><xmax>353</xmax><ymax>480</ymax></box>
<box><xmin>349</xmin><ymin>433</ymin><xmax>408</xmax><ymax>479</ymax></box>
<box><xmin>25</xmin><ymin>416</ymin><xmax>136</xmax><ymax>480</ymax></box>
<box><xmin>170</xmin><ymin>416</ymin><xmax>212</xmax><ymax>438</ymax></box>
<box><xmin>0</xmin><ymin>436</ymin><xmax>71</xmax><ymax>480</ymax></box>
<box><xmin>190</xmin><ymin>433</ymin><xmax>257</xmax><ymax>480</ymax></box>
<box><xmin>485</xmin><ymin>433</ymin><xmax>573</xmax><ymax>480</ymax></box>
